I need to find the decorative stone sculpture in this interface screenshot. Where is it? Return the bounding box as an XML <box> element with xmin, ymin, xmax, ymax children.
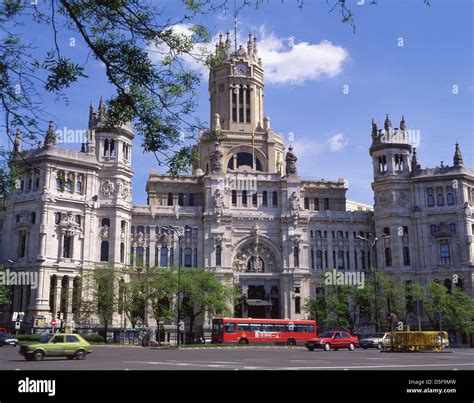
<box><xmin>211</xmin><ymin>142</ymin><xmax>224</xmax><ymax>173</ymax></box>
<box><xmin>213</xmin><ymin>189</ymin><xmax>225</xmax><ymax>216</ymax></box>
<box><xmin>285</xmin><ymin>146</ymin><xmax>298</xmax><ymax>176</ymax></box>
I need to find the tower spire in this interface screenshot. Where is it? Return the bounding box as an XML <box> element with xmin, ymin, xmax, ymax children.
<box><xmin>233</xmin><ymin>0</ymin><xmax>238</xmax><ymax>54</ymax></box>
<box><xmin>14</xmin><ymin>128</ymin><xmax>21</xmax><ymax>153</ymax></box>
<box><xmin>45</xmin><ymin>121</ymin><xmax>56</xmax><ymax>147</ymax></box>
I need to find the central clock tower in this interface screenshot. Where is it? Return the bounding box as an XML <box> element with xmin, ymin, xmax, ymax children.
<box><xmin>209</xmin><ymin>33</ymin><xmax>265</xmax><ymax>132</ymax></box>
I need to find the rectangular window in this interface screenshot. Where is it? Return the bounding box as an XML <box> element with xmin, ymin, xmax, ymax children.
<box><xmin>63</xmin><ymin>235</ymin><xmax>72</xmax><ymax>258</ymax></box>
<box><xmin>216</xmin><ymin>246</ymin><xmax>222</xmax><ymax>267</ymax></box>
<box><xmin>160</xmin><ymin>247</ymin><xmax>168</xmax><ymax>267</ymax></box>
<box><xmin>232</xmin><ymin>91</ymin><xmax>237</xmax><ymax>122</ymax></box>
<box><xmin>295</xmin><ymin>296</ymin><xmax>301</xmax><ymax>314</ymax></box>
<box><xmin>310</xmin><ymin>250</ymin><xmax>315</xmax><ymax>269</ymax></box>
<box><xmin>184</xmin><ymin>248</ymin><xmax>192</xmax><ymax>267</ymax></box>
<box><xmin>385</xmin><ymin>247</ymin><xmax>392</xmax><ymax>267</ymax></box>
<box><xmin>449</xmin><ymin>223</ymin><xmax>456</xmax><ymax>234</ymax></box>
<box><xmin>194</xmin><ymin>248</ymin><xmax>198</xmax><ymax>268</ymax></box>
<box><xmin>403</xmin><ymin>246</ymin><xmax>410</xmax><ymax>266</ymax></box>
<box><xmin>314</xmin><ymin>198</ymin><xmax>319</xmax><ymax>211</ymax></box>
<box><xmin>316</xmin><ymin>250</ymin><xmax>323</xmax><ymax>270</ymax></box>
<box><xmin>440</xmin><ymin>242</ymin><xmax>450</xmax><ymax>264</ymax></box>
<box><xmin>178</xmin><ymin>193</ymin><xmax>184</xmax><ymax>207</ymax></box>
<box><xmin>188</xmin><ymin>193</ymin><xmax>195</xmax><ymax>206</ymax></box>
<box><xmin>18</xmin><ymin>232</ymin><xmax>27</xmax><ymax>258</ymax></box>
<box><xmin>294</xmin><ymin>247</ymin><xmax>299</xmax><ymax>268</ymax></box>
<box><xmin>324</xmin><ymin>198</ymin><xmax>330</xmax><ymax>210</ymax></box>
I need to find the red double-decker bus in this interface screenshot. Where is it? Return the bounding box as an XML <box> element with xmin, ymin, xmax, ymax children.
<box><xmin>211</xmin><ymin>318</ymin><xmax>317</xmax><ymax>346</ymax></box>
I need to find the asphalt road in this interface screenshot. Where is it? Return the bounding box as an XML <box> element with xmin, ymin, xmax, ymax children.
<box><xmin>1</xmin><ymin>345</ymin><xmax>474</xmax><ymax>370</ymax></box>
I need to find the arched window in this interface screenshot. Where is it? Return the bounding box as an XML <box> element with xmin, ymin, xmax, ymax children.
<box><xmin>262</xmin><ymin>191</ymin><xmax>268</xmax><ymax>206</ymax></box>
<box><xmin>427</xmin><ymin>194</ymin><xmax>434</xmax><ymax>206</ymax></box>
<box><xmin>109</xmin><ymin>139</ymin><xmax>115</xmax><ymax>156</ymax></box>
<box><xmin>378</xmin><ymin>155</ymin><xmax>387</xmax><ymax>173</ymax></box>
<box><xmin>394</xmin><ymin>154</ymin><xmax>404</xmax><ymax>171</ymax></box>
<box><xmin>137</xmin><ymin>226</ymin><xmax>144</xmax><ymax>234</ymax></box>
<box><xmin>101</xmin><ymin>218</ymin><xmax>110</xmax><ymax>227</ymax></box>
<box><xmin>135</xmin><ymin>247</ymin><xmax>144</xmax><ymax>266</ymax></box>
<box><xmin>437</xmin><ymin>193</ymin><xmax>444</xmax><ymax>206</ymax></box>
<box><xmin>272</xmin><ymin>191</ymin><xmax>278</xmax><ymax>207</ymax></box>
<box><xmin>446</xmin><ymin>193</ymin><xmax>454</xmax><ymax>205</ymax></box>
<box><xmin>76</xmin><ymin>181</ymin><xmax>82</xmax><ymax>193</ymax></box>
<box><xmin>167</xmin><ymin>192</ymin><xmax>173</xmax><ymax>206</ymax></box>
<box><xmin>100</xmin><ymin>241</ymin><xmax>109</xmax><ymax>262</ymax></box>
<box><xmin>55</xmin><ymin>212</ymin><xmax>61</xmax><ymax>225</ymax></box>
<box><xmin>227</xmin><ymin>152</ymin><xmax>263</xmax><ymax>171</ymax></box>
<box><xmin>65</xmin><ymin>179</ymin><xmax>73</xmax><ymax>192</ymax></box>
<box><xmin>104</xmin><ymin>139</ymin><xmax>109</xmax><ymax>156</ymax></box>
<box><xmin>316</xmin><ymin>250</ymin><xmax>323</xmax><ymax>270</ymax></box>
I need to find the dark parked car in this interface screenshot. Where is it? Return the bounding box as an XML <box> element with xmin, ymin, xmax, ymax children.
<box><xmin>0</xmin><ymin>333</ymin><xmax>19</xmax><ymax>347</ymax></box>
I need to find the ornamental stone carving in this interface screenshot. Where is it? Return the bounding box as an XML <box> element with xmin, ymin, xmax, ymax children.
<box><xmin>100</xmin><ymin>225</ymin><xmax>109</xmax><ymax>240</ymax></box>
<box><xmin>213</xmin><ymin>189</ymin><xmax>226</xmax><ymax>216</ymax></box>
<box><xmin>289</xmin><ymin>191</ymin><xmax>303</xmax><ymax>218</ymax></box>
<box><xmin>59</xmin><ymin>211</ymin><xmax>81</xmax><ymax>236</ymax></box>
<box><xmin>101</xmin><ymin>180</ymin><xmax>115</xmax><ymax>197</ymax></box>
<box><xmin>233</xmin><ymin>243</ymin><xmax>276</xmax><ymax>273</ymax></box>
<box><xmin>378</xmin><ymin>191</ymin><xmax>391</xmax><ymax>209</ymax></box>
<box><xmin>396</xmin><ymin>191</ymin><xmax>409</xmax><ymax>207</ymax></box>
<box><xmin>211</xmin><ymin>142</ymin><xmax>224</xmax><ymax>173</ymax></box>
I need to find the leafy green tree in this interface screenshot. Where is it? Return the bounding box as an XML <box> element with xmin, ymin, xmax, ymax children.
<box><xmin>0</xmin><ymin>265</ymin><xmax>12</xmax><ymax>305</ymax></box>
<box><xmin>179</xmin><ymin>268</ymin><xmax>234</xmax><ymax>342</ymax></box>
<box><xmin>80</xmin><ymin>267</ymin><xmax>116</xmax><ymax>341</ymax></box>
<box><xmin>146</xmin><ymin>268</ymin><xmax>177</xmax><ymax>344</ymax></box>
<box><xmin>423</xmin><ymin>281</ymin><xmax>474</xmax><ymax>334</ymax></box>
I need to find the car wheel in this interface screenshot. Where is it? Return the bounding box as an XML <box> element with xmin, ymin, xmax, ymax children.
<box><xmin>75</xmin><ymin>350</ymin><xmax>86</xmax><ymax>360</ymax></box>
<box><xmin>287</xmin><ymin>339</ymin><xmax>296</xmax><ymax>346</ymax></box>
<box><xmin>238</xmin><ymin>338</ymin><xmax>249</xmax><ymax>345</ymax></box>
<box><xmin>306</xmin><ymin>346</ymin><xmax>315</xmax><ymax>351</ymax></box>
<box><xmin>324</xmin><ymin>343</ymin><xmax>331</xmax><ymax>351</ymax></box>
<box><xmin>377</xmin><ymin>342</ymin><xmax>383</xmax><ymax>350</ymax></box>
<box><xmin>349</xmin><ymin>343</ymin><xmax>355</xmax><ymax>351</ymax></box>
<box><xmin>33</xmin><ymin>350</ymin><xmax>44</xmax><ymax>361</ymax></box>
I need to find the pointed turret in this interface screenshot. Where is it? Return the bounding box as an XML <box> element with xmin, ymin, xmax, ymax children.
<box><xmin>371</xmin><ymin>118</ymin><xmax>378</xmax><ymax>138</ymax></box>
<box><xmin>384</xmin><ymin>114</ymin><xmax>392</xmax><ymax>131</ymax></box>
<box><xmin>453</xmin><ymin>143</ymin><xmax>464</xmax><ymax>167</ymax></box>
<box><xmin>400</xmin><ymin>115</ymin><xmax>406</xmax><ymax>131</ymax></box>
<box><xmin>411</xmin><ymin>148</ymin><xmax>421</xmax><ymax>171</ymax></box>
<box><xmin>45</xmin><ymin>121</ymin><xmax>56</xmax><ymax>146</ymax></box>
<box><xmin>98</xmin><ymin>96</ymin><xmax>106</xmax><ymax>120</ymax></box>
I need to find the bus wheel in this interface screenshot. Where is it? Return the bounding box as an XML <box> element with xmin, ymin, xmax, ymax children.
<box><xmin>287</xmin><ymin>339</ymin><xmax>296</xmax><ymax>346</ymax></box>
<box><xmin>239</xmin><ymin>338</ymin><xmax>249</xmax><ymax>345</ymax></box>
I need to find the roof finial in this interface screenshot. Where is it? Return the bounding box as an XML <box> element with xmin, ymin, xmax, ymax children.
<box><xmin>233</xmin><ymin>6</ymin><xmax>238</xmax><ymax>53</ymax></box>
<box><xmin>384</xmin><ymin>114</ymin><xmax>392</xmax><ymax>130</ymax></box>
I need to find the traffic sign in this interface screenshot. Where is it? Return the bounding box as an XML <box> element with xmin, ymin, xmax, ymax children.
<box><xmin>51</xmin><ymin>319</ymin><xmax>57</xmax><ymax>327</ymax></box>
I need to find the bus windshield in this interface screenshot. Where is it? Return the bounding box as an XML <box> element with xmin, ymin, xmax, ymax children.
<box><xmin>212</xmin><ymin>320</ymin><xmax>222</xmax><ymax>334</ymax></box>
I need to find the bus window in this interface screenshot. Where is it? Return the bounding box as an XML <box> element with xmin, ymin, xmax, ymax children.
<box><xmin>238</xmin><ymin>323</ymin><xmax>250</xmax><ymax>332</ymax></box>
<box><xmin>296</xmin><ymin>325</ymin><xmax>308</xmax><ymax>333</ymax></box>
<box><xmin>224</xmin><ymin>323</ymin><xmax>236</xmax><ymax>333</ymax></box>
<box><xmin>262</xmin><ymin>324</ymin><xmax>274</xmax><ymax>332</ymax></box>
<box><xmin>273</xmin><ymin>324</ymin><xmax>287</xmax><ymax>332</ymax></box>
<box><xmin>250</xmin><ymin>323</ymin><xmax>262</xmax><ymax>332</ymax></box>
<box><xmin>308</xmin><ymin>324</ymin><xmax>314</xmax><ymax>333</ymax></box>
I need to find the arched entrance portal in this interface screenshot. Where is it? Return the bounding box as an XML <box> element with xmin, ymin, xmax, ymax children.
<box><xmin>233</xmin><ymin>236</ymin><xmax>282</xmax><ymax>319</ymax></box>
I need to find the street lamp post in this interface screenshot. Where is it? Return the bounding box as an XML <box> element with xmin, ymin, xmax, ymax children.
<box><xmin>167</xmin><ymin>225</ymin><xmax>184</xmax><ymax>347</ymax></box>
<box><xmin>356</xmin><ymin>234</ymin><xmax>389</xmax><ymax>333</ymax></box>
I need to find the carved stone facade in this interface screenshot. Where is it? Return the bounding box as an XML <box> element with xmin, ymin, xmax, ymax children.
<box><xmin>0</xmin><ymin>34</ymin><xmax>472</xmax><ymax>336</ymax></box>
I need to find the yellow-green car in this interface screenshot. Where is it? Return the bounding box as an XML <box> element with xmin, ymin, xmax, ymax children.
<box><xmin>19</xmin><ymin>333</ymin><xmax>92</xmax><ymax>361</ymax></box>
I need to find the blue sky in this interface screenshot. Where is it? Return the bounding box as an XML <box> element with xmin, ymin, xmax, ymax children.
<box><xmin>2</xmin><ymin>0</ymin><xmax>472</xmax><ymax>205</ymax></box>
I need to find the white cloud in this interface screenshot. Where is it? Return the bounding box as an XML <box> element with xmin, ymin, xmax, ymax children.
<box><xmin>327</xmin><ymin>133</ymin><xmax>348</xmax><ymax>152</ymax></box>
<box><xmin>148</xmin><ymin>24</ymin><xmax>349</xmax><ymax>86</ymax></box>
<box><xmin>256</xmin><ymin>27</ymin><xmax>349</xmax><ymax>85</ymax></box>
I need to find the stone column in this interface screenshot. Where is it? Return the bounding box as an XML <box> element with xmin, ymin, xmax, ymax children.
<box><xmin>54</xmin><ymin>275</ymin><xmax>63</xmax><ymax>316</ymax></box>
<box><xmin>66</xmin><ymin>276</ymin><xmax>74</xmax><ymax>321</ymax></box>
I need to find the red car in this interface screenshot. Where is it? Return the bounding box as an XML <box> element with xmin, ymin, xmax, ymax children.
<box><xmin>305</xmin><ymin>330</ymin><xmax>359</xmax><ymax>351</ymax></box>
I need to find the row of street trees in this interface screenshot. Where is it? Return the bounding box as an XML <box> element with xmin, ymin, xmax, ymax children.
<box><xmin>79</xmin><ymin>266</ymin><xmax>237</xmax><ymax>343</ymax></box>
<box><xmin>303</xmin><ymin>269</ymin><xmax>474</xmax><ymax>336</ymax></box>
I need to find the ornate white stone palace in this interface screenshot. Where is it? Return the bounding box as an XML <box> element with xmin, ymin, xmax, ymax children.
<box><xmin>0</xmin><ymin>33</ymin><xmax>473</xmax><ymax>333</ymax></box>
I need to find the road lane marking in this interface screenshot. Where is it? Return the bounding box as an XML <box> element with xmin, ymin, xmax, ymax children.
<box><xmin>282</xmin><ymin>362</ymin><xmax>474</xmax><ymax>370</ymax></box>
